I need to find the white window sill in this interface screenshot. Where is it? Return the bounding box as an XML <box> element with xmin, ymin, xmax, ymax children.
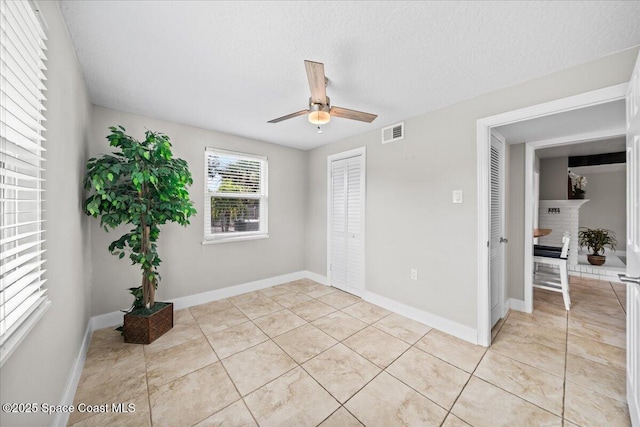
<box><xmin>202</xmin><ymin>234</ymin><xmax>269</xmax><ymax>245</ymax></box>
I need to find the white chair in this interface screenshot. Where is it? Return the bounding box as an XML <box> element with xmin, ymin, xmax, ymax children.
<box><xmin>533</xmin><ymin>234</ymin><xmax>571</xmax><ymax>310</ymax></box>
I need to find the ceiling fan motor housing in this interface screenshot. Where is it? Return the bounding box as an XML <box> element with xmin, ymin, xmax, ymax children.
<box><xmin>309</xmin><ymin>96</ymin><xmax>330</xmax><ymax>110</ymax></box>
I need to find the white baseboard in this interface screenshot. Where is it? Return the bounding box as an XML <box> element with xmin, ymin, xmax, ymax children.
<box><xmin>302</xmin><ymin>270</ymin><xmax>328</xmax><ymax>286</ymax></box>
<box><xmin>507</xmin><ymin>298</ymin><xmax>526</xmax><ymax>312</ymax></box>
<box><xmin>91</xmin><ymin>271</ymin><xmax>316</xmax><ymax>330</ymax></box>
<box><xmin>363</xmin><ymin>291</ymin><xmax>478</xmax><ymax>345</ymax></box>
<box><xmin>52</xmin><ymin>322</ymin><xmax>92</xmax><ymax>427</ymax></box>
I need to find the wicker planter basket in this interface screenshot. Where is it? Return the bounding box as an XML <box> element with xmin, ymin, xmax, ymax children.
<box><xmin>124</xmin><ymin>302</ymin><xmax>173</xmax><ymax>344</ymax></box>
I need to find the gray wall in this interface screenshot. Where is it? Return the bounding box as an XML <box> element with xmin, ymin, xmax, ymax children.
<box><xmin>306</xmin><ymin>47</ymin><xmax>638</xmax><ymax>329</ymax></box>
<box><xmin>579</xmin><ymin>168</ymin><xmax>627</xmax><ymax>245</ymax></box>
<box><xmin>507</xmin><ymin>144</ymin><xmax>525</xmax><ymax>301</ymax></box>
<box><xmin>0</xmin><ymin>2</ymin><xmax>92</xmax><ymax>426</ymax></box>
<box><xmin>89</xmin><ymin>106</ymin><xmax>307</xmax><ymax>315</ymax></box>
<box><xmin>540</xmin><ymin>157</ymin><xmax>568</xmax><ymax>200</ymax></box>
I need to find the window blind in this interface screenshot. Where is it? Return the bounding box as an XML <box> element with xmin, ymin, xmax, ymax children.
<box><xmin>0</xmin><ymin>0</ymin><xmax>50</xmax><ymax>366</ymax></box>
<box><xmin>204</xmin><ymin>148</ymin><xmax>268</xmax><ymax>241</ymax></box>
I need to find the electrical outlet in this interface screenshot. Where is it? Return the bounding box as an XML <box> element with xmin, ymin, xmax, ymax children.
<box><xmin>452</xmin><ymin>190</ymin><xmax>463</xmax><ymax>204</ymax></box>
<box><xmin>410</xmin><ymin>269</ymin><xmax>418</xmax><ymax>280</ymax></box>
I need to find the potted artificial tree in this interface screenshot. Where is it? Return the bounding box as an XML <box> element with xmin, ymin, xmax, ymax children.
<box><xmin>578</xmin><ymin>227</ymin><xmax>617</xmax><ymax>266</ymax></box>
<box><xmin>84</xmin><ymin>126</ymin><xmax>196</xmax><ymax>344</ymax></box>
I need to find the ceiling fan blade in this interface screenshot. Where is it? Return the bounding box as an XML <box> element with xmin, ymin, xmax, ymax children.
<box><xmin>267</xmin><ymin>109</ymin><xmax>309</xmax><ymax>123</ymax></box>
<box><xmin>330</xmin><ymin>106</ymin><xmax>378</xmax><ymax>123</ymax></box>
<box><xmin>304</xmin><ymin>60</ymin><xmax>327</xmax><ymax>105</ymax></box>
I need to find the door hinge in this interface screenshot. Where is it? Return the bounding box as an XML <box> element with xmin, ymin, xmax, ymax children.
<box><xmin>487</xmin><ymin>241</ymin><xmax>490</xmax><ymax>248</ymax></box>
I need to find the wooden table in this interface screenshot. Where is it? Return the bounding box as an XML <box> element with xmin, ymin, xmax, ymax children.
<box><xmin>534</xmin><ymin>228</ymin><xmax>552</xmax><ymax>238</ymax></box>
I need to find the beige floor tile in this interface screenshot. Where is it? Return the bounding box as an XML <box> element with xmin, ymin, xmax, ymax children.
<box><xmin>87</xmin><ymin>327</ymin><xmax>129</xmax><ymax>349</ymax></box>
<box><xmin>569</xmin><ymin>308</ymin><xmax>626</xmax><ymax>332</ymax></box>
<box><xmin>196</xmin><ymin>307</ymin><xmax>249</xmax><ymax>335</ymax></box>
<box><xmin>372</xmin><ymin>313</ymin><xmax>432</xmax><ymax>344</ymax></box>
<box><xmin>258</xmin><ymin>285</ymin><xmax>293</xmax><ymax>298</ymax></box>
<box><xmin>415</xmin><ymin>329</ymin><xmax>486</xmax><ymax>373</ymax></box>
<box><xmin>312</xmin><ymin>311</ymin><xmax>368</xmax><ymax>341</ymax></box>
<box><xmin>145</xmin><ymin>336</ymin><xmax>218</xmax><ymax>391</ymax></box>
<box><xmin>442</xmin><ymin>414</ymin><xmax>472</xmax><ymax>427</ymax></box>
<box><xmin>491</xmin><ymin>315</ymin><xmax>508</xmax><ymax>341</ymax></box>
<box><xmin>69</xmin><ymin>392</ymin><xmax>150</xmax><ymax>427</ymax></box>
<box><xmin>70</xmin><ymin>357</ymin><xmax>147</xmax><ymax>425</ymax></box>
<box><xmin>490</xmin><ymin>331</ymin><xmax>565</xmax><ymax>377</ymax></box>
<box><xmin>534</xmin><ymin>289</ymin><xmax>565</xmax><ymax>307</ymax></box>
<box><xmin>306</xmin><ymin>285</ymin><xmax>338</xmax><ymax>298</ymax></box>
<box><xmin>319</xmin><ymin>408</ymin><xmax>364</xmax><ymax>427</ymax></box>
<box><xmin>474</xmin><ymin>351</ymin><xmax>564</xmax><ymax>415</ymax></box>
<box><xmin>564</xmin><ymin>380</ymin><xmax>631</xmax><ymax>427</ymax></box>
<box><xmin>149</xmin><ymin>363</ymin><xmax>239</xmax><ymax>427</ymax></box>
<box><xmin>317</xmin><ymin>290</ymin><xmax>361</xmax><ymax>309</ymax></box>
<box><xmin>387</xmin><ymin>347</ymin><xmax>469</xmax><ymax>409</ymax></box>
<box><xmin>569</xmin><ymin>291</ymin><xmax>620</xmax><ymax>307</ymax></box>
<box><xmin>142</xmin><ymin>319</ymin><xmax>205</xmax><ymax>355</ymax></box>
<box><xmin>565</xmin><ymin>354</ymin><xmax>626</xmax><ymax>402</ymax></box>
<box><xmin>174</xmin><ymin>307</ymin><xmax>195</xmax><ymax>324</ymax></box>
<box><xmin>611</xmin><ymin>282</ymin><xmax>626</xmax><ymax>294</ymax></box>
<box><xmin>570</xmin><ymin>283</ymin><xmax>618</xmax><ymax>299</ymax></box>
<box><xmin>451</xmin><ymin>377</ymin><xmax>561</xmax><ymax>427</ymax></box>
<box><xmin>270</xmin><ymin>291</ymin><xmax>314</xmax><ymax>308</ymax></box>
<box><xmin>244</xmin><ymin>367</ymin><xmax>339</xmax><ymax>427</ymax></box>
<box><xmin>235</xmin><ymin>298</ymin><xmax>284</xmax><ymax>320</ymax></box>
<box><xmin>567</xmin><ymin>334</ymin><xmax>625</xmax><ymax>370</ymax></box>
<box><xmin>499</xmin><ymin>318</ymin><xmax>566</xmax><ymax>351</ymax></box>
<box><xmin>221</xmin><ymin>340</ymin><xmax>297</xmax><ymax>396</ymax></box>
<box><xmin>228</xmin><ymin>291</ymin><xmax>269</xmax><ymax>306</ymax></box>
<box><xmin>346</xmin><ymin>372</ymin><xmax>447</xmax><ymax>427</ymax></box>
<box><xmin>570</xmin><ymin>299</ymin><xmax>626</xmax><ymax>319</ymax></box>
<box><xmin>568</xmin><ymin>316</ymin><xmax>626</xmax><ymax>349</ymax></box>
<box><xmin>252</xmin><ymin>309</ymin><xmax>307</xmax><ymax>338</ymax></box>
<box><xmin>303</xmin><ymin>343</ymin><xmax>380</xmax><ymax>403</ymax></box>
<box><xmin>535</xmin><ymin>300</ymin><xmax>570</xmax><ymax>317</ymax></box>
<box><xmin>82</xmin><ymin>339</ymin><xmax>144</xmax><ymax>378</ymax></box>
<box><xmin>189</xmin><ymin>299</ymin><xmax>234</xmax><ymax>318</ymax></box>
<box><xmin>341</xmin><ymin>301</ymin><xmax>391</xmax><ymax>324</ymax></box>
<box><xmin>508</xmin><ymin>309</ymin><xmax>567</xmax><ymax>331</ymax></box>
<box><xmin>194</xmin><ymin>400</ymin><xmax>257</xmax><ymax>426</ymax></box>
<box><xmin>343</xmin><ymin>326</ymin><xmax>410</xmax><ymax>368</ymax></box>
<box><xmin>205</xmin><ymin>321</ymin><xmax>268</xmax><ymax>359</ymax></box>
<box><xmin>273</xmin><ymin>324</ymin><xmax>337</xmax><ymax>363</ymax></box>
<box><xmin>289</xmin><ymin>300</ymin><xmax>336</xmax><ymax>321</ymax></box>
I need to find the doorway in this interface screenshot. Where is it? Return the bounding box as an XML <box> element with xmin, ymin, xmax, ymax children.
<box><xmin>476</xmin><ymin>83</ymin><xmax>628</xmax><ymax>347</ymax></box>
<box><xmin>327</xmin><ymin>147</ymin><xmax>366</xmax><ymax>296</ymax></box>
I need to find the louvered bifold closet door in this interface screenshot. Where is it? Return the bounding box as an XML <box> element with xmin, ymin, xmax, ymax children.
<box><xmin>345</xmin><ymin>156</ymin><xmax>363</xmax><ymax>291</ymax></box>
<box><xmin>331</xmin><ymin>159</ymin><xmax>347</xmax><ymax>289</ymax></box>
<box><xmin>0</xmin><ymin>0</ymin><xmax>49</xmax><ymax>365</ymax></box>
<box><xmin>489</xmin><ymin>135</ymin><xmax>505</xmax><ymax>327</ymax></box>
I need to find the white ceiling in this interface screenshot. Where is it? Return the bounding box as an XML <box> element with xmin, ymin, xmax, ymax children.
<box><xmin>495</xmin><ymin>99</ymin><xmax>626</xmax><ymax>145</ymax></box>
<box><xmin>536</xmin><ymin>136</ymin><xmax>626</xmax><ymax>159</ymax></box>
<box><xmin>59</xmin><ymin>1</ymin><xmax>640</xmax><ymax>150</ymax></box>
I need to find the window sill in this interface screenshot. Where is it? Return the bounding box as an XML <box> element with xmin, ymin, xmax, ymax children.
<box><xmin>202</xmin><ymin>234</ymin><xmax>269</xmax><ymax>245</ymax></box>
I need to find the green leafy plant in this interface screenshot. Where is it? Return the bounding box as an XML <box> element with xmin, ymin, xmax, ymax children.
<box><xmin>578</xmin><ymin>227</ymin><xmax>617</xmax><ymax>256</ymax></box>
<box><xmin>84</xmin><ymin>126</ymin><xmax>196</xmax><ymax>310</ymax></box>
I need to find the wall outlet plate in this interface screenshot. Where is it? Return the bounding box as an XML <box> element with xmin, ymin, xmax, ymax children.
<box><xmin>453</xmin><ymin>190</ymin><xmax>463</xmax><ymax>204</ymax></box>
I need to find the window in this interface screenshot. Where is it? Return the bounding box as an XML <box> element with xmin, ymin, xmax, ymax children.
<box><xmin>0</xmin><ymin>0</ymin><xmax>50</xmax><ymax>365</ymax></box>
<box><xmin>204</xmin><ymin>148</ymin><xmax>268</xmax><ymax>243</ymax></box>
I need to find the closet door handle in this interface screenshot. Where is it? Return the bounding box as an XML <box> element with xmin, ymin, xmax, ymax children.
<box><xmin>500</xmin><ymin>237</ymin><xmax>508</xmax><ymax>244</ymax></box>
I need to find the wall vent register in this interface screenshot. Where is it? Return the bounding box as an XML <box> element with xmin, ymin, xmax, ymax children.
<box><xmin>382</xmin><ymin>122</ymin><xmax>404</xmax><ymax>144</ymax></box>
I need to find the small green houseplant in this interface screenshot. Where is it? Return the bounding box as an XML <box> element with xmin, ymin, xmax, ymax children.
<box><xmin>577</xmin><ymin>227</ymin><xmax>617</xmax><ymax>266</ymax></box>
<box><xmin>84</xmin><ymin>126</ymin><xmax>196</xmax><ymax>343</ymax></box>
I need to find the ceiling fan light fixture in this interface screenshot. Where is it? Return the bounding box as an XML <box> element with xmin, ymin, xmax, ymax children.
<box><xmin>308</xmin><ymin>100</ymin><xmax>330</xmax><ymax>125</ymax></box>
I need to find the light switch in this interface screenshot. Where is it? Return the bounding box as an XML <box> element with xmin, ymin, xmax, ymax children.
<box><xmin>453</xmin><ymin>190</ymin><xmax>463</xmax><ymax>204</ymax></box>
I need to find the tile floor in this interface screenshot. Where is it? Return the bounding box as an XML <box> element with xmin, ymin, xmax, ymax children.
<box><xmin>69</xmin><ymin>277</ymin><xmax>630</xmax><ymax>426</ymax></box>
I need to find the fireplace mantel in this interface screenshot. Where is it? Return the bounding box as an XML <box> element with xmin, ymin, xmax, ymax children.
<box><xmin>540</xmin><ymin>199</ymin><xmax>590</xmax><ymax>208</ymax></box>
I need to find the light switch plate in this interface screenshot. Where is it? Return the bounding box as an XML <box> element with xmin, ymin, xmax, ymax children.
<box><xmin>453</xmin><ymin>190</ymin><xmax>463</xmax><ymax>204</ymax></box>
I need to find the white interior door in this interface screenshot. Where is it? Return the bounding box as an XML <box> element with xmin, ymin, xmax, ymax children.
<box><xmin>490</xmin><ymin>133</ymin><xmax>506</xmax><ymax>327</ymax></box>
<box><xmin>622</xmin><ymin>51</ymin><xmax>640</xmax><ymax>427</ymax></box>
<box><xmin>328</xmin><ymin>149</ymin><xmax>365</xmax><ymax>296</ymax></box>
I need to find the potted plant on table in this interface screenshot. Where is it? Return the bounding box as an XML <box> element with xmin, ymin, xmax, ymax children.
<box><xmin>577</xmin><ymin>227</ymin><xmax>617</xmax><ymax>266</ymax></box>
<box><xmin>84</xmin><ymin>126</ymin><xmax>196</xmax><ymax>344</ymax></box>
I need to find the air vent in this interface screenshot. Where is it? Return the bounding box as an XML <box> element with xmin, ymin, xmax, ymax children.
<box><xmin>382</xmin><ymin>122</ymin><xmax>404</xmax><ymax>144</ymax></box>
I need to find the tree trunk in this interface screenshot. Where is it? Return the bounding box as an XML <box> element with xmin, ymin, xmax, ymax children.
<box><xmin>141</xmin><ymin>224</ymin><xmax>155</xmax><ymax>309</ymax></box>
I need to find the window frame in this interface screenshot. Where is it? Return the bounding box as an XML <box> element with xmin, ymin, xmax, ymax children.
<box><xmin>203</xmin><ymin>147</ymin><xmax>269</xmax><ymax>244</ymax></box>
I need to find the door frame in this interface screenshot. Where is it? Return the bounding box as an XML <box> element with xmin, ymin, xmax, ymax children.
<box><xmin>476</xmin><ymin>83</ymin><xmax>628</xmax><ymax>346</ymax></box>
<box><xmin>327</xmin><ymin>147</ymin><xmax>366</xmax><ymax>296</ymax></box>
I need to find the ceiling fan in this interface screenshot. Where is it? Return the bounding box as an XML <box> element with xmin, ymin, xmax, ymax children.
<box><xmin>267</xmin><ymin>60</ymin><xmax>378</xmax><ymax>131</ymax></box>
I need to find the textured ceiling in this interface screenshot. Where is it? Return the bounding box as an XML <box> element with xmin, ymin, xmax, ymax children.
<box><xmin>59</xmin><ymin>1</ymin><xmax>640</xmax><ymax>150</ymax></box>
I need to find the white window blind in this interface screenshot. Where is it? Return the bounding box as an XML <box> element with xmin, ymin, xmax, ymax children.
<box><xmin>204</xmin><ymin>148</ymin><xmax>268</xmax><ymax>243</ymax></box>
<box><xmin>0</xmin><ymin>0</ymin><xmax>50</xmax><ymax>366</ymax></box>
